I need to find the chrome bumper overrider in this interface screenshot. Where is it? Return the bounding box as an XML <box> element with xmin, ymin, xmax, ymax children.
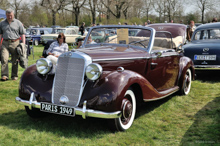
<box><xmin>15</xmin><ymin>92</ymin><xmax>121</xmax><ymax>119</ymax></box>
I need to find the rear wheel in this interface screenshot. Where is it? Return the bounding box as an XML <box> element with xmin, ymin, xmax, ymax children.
<box><xmin>34</xmin><ymin>39</ymin><xmax>39</xmax><ymax>46</ymax></box>
<box><xmin>113</xmin><ymin>89</ymin><xmax>136</xmax><ymax>131</ymax></box>
<box><xmin>25</xmin><ymin>106</ymin><xmax>47</xmax><ymax>118</ymax></box>
<box><xmin>180</xmin><ymin>69</ymin><xmax>192</xmax><ymax>95</ymax></box>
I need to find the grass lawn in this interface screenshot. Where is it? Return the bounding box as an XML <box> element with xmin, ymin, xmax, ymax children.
<box><xmin>0</xmin><ymin>45</ymin><xmax>220</xmax><ymax>145</ymax></box>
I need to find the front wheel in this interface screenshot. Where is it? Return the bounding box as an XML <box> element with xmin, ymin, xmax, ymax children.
<box><xmin>180</xmin><ymin>69</ymin><xmax>192</xmax><ymax>95</ymax></box>
<box><xmin>113</xmin><ymin>89</ymin><xmax>136</xmax><ymax>131</ymax></box>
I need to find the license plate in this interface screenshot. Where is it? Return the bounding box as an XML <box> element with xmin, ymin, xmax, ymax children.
<box><xmin>194</xmin><ymin>55</ymin><xmax>216</xmax><ymax>60</ymax></box>
<box><xmin>40</xmin><ymin>103</ymin><xmax>75</xmax><ymax>117</ymax></box>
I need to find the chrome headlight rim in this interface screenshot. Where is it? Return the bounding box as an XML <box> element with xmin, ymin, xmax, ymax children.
<box><xmin>85</xmin><ymin>63</ymin><xmax>103</xmax><ymax>81</ymax></box>
<box><xmin>36</xmin><ymin>58</ymin><xmax>53</xmax><ymax>75</ymax></box>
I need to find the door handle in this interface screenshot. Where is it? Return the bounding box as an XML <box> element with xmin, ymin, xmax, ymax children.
<box><xmin>151</xmin><ymin>62</ymin><xmax>158</xmax><ymax>65</ymax></box>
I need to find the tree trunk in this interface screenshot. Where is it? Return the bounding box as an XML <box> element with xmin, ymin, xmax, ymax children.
<box><xmin>52</xmin><ymin>11</ymin><xmax>56</xmax><ymax>25</ymax></box>
<box><xmin>92</xmin><ymin>11</ymin><xmax>96</xmax><ymax>24</ymax></box>
<box><xmin>75</xmin><ymin>8</ymin><xmax>80</xmax><ymax>26</ymax></box>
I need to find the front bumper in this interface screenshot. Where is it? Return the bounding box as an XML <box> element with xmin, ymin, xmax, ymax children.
<box><xmin>15</xmin><ymin>92</ymin><xmax>121</xmax><ymax>119</ymax></box>
<box><xmin>195</xmin><ymin>65</ymin><xmax>220</xmax><ymax>69</ymax></box>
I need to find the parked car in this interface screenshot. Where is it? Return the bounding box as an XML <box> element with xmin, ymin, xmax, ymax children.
<box><xmin>16</xmin><ymin>25</ymin><xmax>195</xmax><ymax>131</ymax></box>
<box><xmin>41</xmin><ymin>27</ymin><xmax>80</xmax><ymax>45</ymax></box>
<box><xmin>25</xmin><ymin>28</ymin><xmax>53</xmax><ymax>46</ymax></box>
<box><xmin>75</xmin><ymin>29</ymin><xmax>113</xmax><ymax>45</ymax></box>
<box><xmin>148</xmin><ymin>23</ymin><xmax>187</xmax><ymax>48</ymax></box>
<box><xmin>183</xmin><ymin>22</ymin><xmax>220</xmax><ymax>69</ymax></box>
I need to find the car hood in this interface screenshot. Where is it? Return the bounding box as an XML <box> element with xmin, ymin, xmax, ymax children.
<box><xmin>183</xmin><ymin>40</ymin><xmax>220</xmax><ymax>49</ymax></box>
<box><xmin>77</xmin><ymin>46</ymin><xmax>148</xmax><ymax>61</ymax></box>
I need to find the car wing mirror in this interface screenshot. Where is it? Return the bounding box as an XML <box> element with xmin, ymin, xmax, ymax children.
<box><xmin>176</xmin><ymin>43</ymin><xmax>184</xmax><ymax>53</ymax></box>
<box><xmin>151</xmin><ymin>51</ymin><xmax>162</xmax><ymax>59</ymax></box>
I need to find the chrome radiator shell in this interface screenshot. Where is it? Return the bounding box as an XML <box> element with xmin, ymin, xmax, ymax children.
<box><xmin>52</xmin><ymin>51</ymin><xmax>92</xmax><ymax>107</ymax></box>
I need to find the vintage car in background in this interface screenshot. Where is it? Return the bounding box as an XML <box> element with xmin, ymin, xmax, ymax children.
<box><xmin>75</xmin><ymin>28</ymin><xmax>115</xmax><ymax>45</ymax></box>
<box><xmin>16</xmin><ymin>25</ymin><xmax>195</xmax><ymax>131</ymax></box>
<box><xmin>25</xmin><ymin>28</ymin><xmax>53</xmax><ymax>46</ymax></box>
<box><xmin>183</xmin><ymin>22</ymin><xmax>220</xmax><ymax>69</ymax></box>
<box><xmin>41</xmin><ymin>27</ymin><xmax>80</xmax><ymax>45</ymax></box>
<box><xmin>148</xmin><ymin>23</ymin><xmax>187</xmax><ymax>48</ymax></box>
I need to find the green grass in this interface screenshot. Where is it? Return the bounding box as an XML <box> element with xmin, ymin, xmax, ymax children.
<box><xmin>0</xmin><ymin>45</ymin><xmax>220</xmax><ymax>145</ymax></box>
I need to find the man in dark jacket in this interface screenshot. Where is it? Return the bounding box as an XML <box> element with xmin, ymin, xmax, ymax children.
<box><xmin>79</xmin><ymin>22</ymin><xmax>85</xmax><ymax>36</ymax></box>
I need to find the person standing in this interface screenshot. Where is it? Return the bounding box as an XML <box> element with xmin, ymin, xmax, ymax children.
<box><xmin>79</xmin><ymin>22</ymin><xmax>85</xmax><ymax>36</ymax></box>
<box><xmin>186</xmin><ymin>20</ymin><xmax>196</xmax><ymax>42</ymax></box>
<box><xmin>0</xmin><ymin>9</ymin><xmax>26</xmax><ymax>81</ymax></box>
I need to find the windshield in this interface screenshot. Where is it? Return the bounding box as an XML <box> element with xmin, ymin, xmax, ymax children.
<box><xmin>52</xmin><ymin>29</ymin><xmax>66</xmax><ymax>34</ymax></box>
<box><xmin>193</xmin><ymin>28</ymin><xmax>220</xmax><ymax>40</ymax></box>
<box><xmin>26</xmin><ymin>29</ymin><xmax>38</xmax><ymax>35</ymax></box>
<box><xmin>83</xmin><ymin>27</ymin><xmax>152</xmax><ymax>49</ymax></box>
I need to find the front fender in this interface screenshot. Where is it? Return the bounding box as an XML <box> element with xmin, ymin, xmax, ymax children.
<box><xmin>19</xmin><ymin>64</ymin><xmax>54</xmax><ymax>102</ymax></box>
<box><xmin>80</xmin><ymin>70</ymin><xmax>162</xmax><ymax>112</ymax></box>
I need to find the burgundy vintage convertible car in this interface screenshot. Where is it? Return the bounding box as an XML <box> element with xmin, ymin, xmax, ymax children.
<box><xmin>16</xmin><ymin>25</ymin><xmax>194</xmax><ymax>131</ymax></box>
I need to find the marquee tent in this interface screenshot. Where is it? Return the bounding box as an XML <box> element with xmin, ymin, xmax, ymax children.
<box><xmin>0</xmin><ymin>9</ymin><xmax>6</xmax><ymax>19</ymax></box>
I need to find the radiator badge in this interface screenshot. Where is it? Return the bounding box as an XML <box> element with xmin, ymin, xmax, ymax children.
<box><xmin>59</xmin><ymin>95</ymin><xmax>69</xmax><ymax>104</ymax></box>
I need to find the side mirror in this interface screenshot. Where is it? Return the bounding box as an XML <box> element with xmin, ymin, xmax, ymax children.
<box><xmin>176</xmin><ymin>43</ymin><xmax>184</xmax><ymax>53</ymax></box>
<box><xmin>151</xmin><ymin>51</ymin><xmax>162</xmax><ymax>59</ymax></box>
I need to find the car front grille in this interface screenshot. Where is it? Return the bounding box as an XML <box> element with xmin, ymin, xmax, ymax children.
<box><xmin>52</xmin><ymin>54</ymin><xmax>86</xmax><ymax>107</ymax></box>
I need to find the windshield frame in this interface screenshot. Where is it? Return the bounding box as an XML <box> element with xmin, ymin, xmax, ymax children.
<box><xmin>82</xmin><ymin>25</ymin><xmax>155</xmax><ymax>53</ymax></box>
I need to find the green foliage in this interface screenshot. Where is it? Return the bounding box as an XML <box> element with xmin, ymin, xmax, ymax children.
<box><xmin>0</xmin><ymin>46</ymin><xmax>220</xmax><ymax>145</ymax></box>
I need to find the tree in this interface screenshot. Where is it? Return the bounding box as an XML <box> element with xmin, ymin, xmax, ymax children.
<box><xmin>143</xmin><ymin>0</ymin><xmax>153</xmax><ymax>21</ymax></box>
<box><xmin>41</xmin><ymin>0</ymin><xmax>68</xmax><ymax>25</ymax></box>
<box><xmin>64</xmin><ymin>0</ymin><xmax>87</xmax><ymax>26</ymax></box>
<box><xmin>100</xmin><ymin>0</ymin><xmax>132</xmax><ymax>19</ymax></box>
<box><xmin>8</xmin><ymin>0</ymin><xmax>23</xmax><ymax>18</ymax></box>
<box><xmin>196</xmin><ymin>0</ymin><xmax>218</xmax><ymax>23</ymax></box>
<box><xmin>153</xmin><ymin>0</ymin><xmax>166</xmax><ymax>23</ymax></box>
<box><xmin>88</xmin><ymin>0</ymin><xmax>98</xmax><ymax>24</ymax></box>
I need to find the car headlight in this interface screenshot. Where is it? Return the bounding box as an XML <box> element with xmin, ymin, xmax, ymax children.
<box><xmin>36</xmin><ymin>58</ymin><xmax>53</xmax><ymax>75</ymax></box>
<box><xmin>85</xmin><ymin>63</ymin><xmax>102</xmax><ymax>81</ymax></box>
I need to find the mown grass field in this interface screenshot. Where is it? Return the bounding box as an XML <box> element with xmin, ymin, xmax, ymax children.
<box><xmin>0</xmin><ymin>45</ymin><xmax>220</xmax><ymax>145</ymax></box>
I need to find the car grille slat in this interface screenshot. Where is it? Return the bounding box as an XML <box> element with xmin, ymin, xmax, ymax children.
<box><xmin>53</xmin><ymin>56</ymin><xmax>85</xmax><ymax>107</ymax></box>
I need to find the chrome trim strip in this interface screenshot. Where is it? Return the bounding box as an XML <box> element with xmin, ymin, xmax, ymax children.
<box><xmin>195</xmin><ymin>65</ymin><xmax>220</xmax><ymax>68</ymax></box>
<box><xmin>93</xmin><ymin>57</ymin><xmax>148</xmax><ymax>61</ymax></box>
<box><xmin>15</xmin><ymin>95</ymin><xmax>121</xmax><ymax>119</ymax></box>
<box><xmin>143</xmin><ymin>88</ymin><xmax>179</xmax><ymax>102</ymax></box>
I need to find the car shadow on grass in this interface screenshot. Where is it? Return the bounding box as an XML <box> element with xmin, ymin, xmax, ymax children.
<box><xmin>180</xmin><ymin>96</ymin><xmax>220</xmax><ymax>145</ymax></box>
<box><xmin>0</xmin><ymin>109</ymin><xmax>114</xmax><ymax>137</ymax></box>
<box><xmin>0</xmin><ymin>95</ymin><xmax>175</xmax><ymax>137</ymax></box>
<box><xmin>195</xmin><ymin>70</ymin><xmax>220</xmax><ymax>83</ymax></box>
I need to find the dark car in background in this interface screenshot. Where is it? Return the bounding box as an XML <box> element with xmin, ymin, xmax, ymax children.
<box><xmin>26</xmin><ymin>28</ymin><xmax>53</xmax><ymax>46</ymax></box>
<box><xmin>183</xmin><ymin>22</ymin><xmax>220</xmax><ymax>69</ymax></box>
<box><xmin>16</xmin><ymin>25</ymin><xmax>194</xmax><ymax>131</ymax></box>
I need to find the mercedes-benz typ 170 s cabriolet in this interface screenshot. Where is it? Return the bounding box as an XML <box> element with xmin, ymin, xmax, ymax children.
<box><xmin>16</xmin><ymin>25</ymin><xmax>195</xmax><ymax>131</ymax></box>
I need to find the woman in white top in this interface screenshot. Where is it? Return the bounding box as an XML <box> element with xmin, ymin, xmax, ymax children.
<box><xmin>46</xmin><ymin>33</ymin><xmax>68</xmax><ymax>64</ymax></box>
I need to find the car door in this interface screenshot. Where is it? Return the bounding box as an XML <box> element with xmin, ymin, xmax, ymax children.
<box><xmin>145</xmin><ymin>33</ymin><xmax>180</xmax><ymax>91</ymax></box>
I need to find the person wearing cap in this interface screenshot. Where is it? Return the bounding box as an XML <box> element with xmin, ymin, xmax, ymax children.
<box><xmin>0</xmin><ymin>8</ymin><xmax>26</xmax><ymax>81</ymax></box>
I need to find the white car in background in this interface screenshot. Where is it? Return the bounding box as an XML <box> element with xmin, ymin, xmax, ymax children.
<box><xmin>41</xmin><ymin>27</ymin><xmax>81</xmax><ymax>45</ymax></box>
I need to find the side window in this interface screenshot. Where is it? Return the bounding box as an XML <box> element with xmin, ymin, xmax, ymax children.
<box><xmin>153</xmin><ymin>32</ymin><xmax>172</xmax><ymax>51</ymax></box>
<box><xmin>72</xmin><ymin>30</ymin><xmax>76</xmax><ymax>34</ymax></box>
<box><xmin>40</xmin><ymin>30</ymin><xmax>44</xmax><ymax>35</ymax></box>
<box><xmin>194</xmin><ymin>31</ymin><xmax>201</xmax><ymax>40</ymax></box>
<box><xmin>203</xmin><ymin>30</ymin><xmax>208</xmax><ymax>40</ymax></box>
<box><xmin>44</xmin><ymin>30</ymin><xmax>49</xmax><ymax>34</ymax></box>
